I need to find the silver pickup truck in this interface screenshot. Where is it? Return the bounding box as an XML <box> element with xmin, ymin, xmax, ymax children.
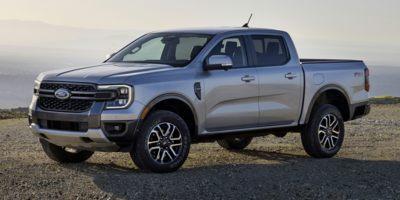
<box><xmin>29</xmin><ymin>27</ymin><xmax>370</xmax><ymax>173</ymax></box>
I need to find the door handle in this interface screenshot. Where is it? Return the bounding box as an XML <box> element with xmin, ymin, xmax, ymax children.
<box><xmin>241</xmin><ymin>75</ymin><xmax>256</xmax><ymax>82</ymax></box>
<box><xmin>285</xmin><ymin>72</ymin><xmax>297</xmax><ymax>80</ymax></box>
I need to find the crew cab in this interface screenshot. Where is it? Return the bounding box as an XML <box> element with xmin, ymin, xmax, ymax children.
<box><xmin>29</xmin><ymin>27</ymin><xmax>370</xmax><ymax>172</ymax></box>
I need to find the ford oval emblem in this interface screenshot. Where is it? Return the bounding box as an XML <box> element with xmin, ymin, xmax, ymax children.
<box><xmin>54</xmin><ymin>88</ymin><xmax>71</xmax><ymax>100</ymax></box>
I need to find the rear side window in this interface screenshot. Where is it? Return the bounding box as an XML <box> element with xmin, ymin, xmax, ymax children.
<box><xmin>251</xmin><ymin>35</ymin><xmax>289</xmax><ymax>66</ymax></box>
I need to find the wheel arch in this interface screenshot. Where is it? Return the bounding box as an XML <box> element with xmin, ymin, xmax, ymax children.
<box><xmin>139</xmin><ymin>93</ymin><xmax>198</xmax><ymax>139</ymax></box>
<box><xmin>305</xmin><ymin>85</ymin><xmax>351</xmax><ymax>123</ymax></box>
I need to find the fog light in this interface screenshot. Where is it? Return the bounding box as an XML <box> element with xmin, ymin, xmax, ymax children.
<box><xmin>104</xmin><ymin>123</ymin><xmax>126</xmax><ymax>135</ymax></box>
<box><xmin>114</xmin><ymin>125</ymin><xmax>121</xmax><ymax>131</ymax></box>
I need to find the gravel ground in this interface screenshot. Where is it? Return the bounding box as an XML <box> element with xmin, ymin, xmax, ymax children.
<box><xmin>1</xmin><ymin>105</ymin><xmax>400</xmax><ymax>200</ymax></box>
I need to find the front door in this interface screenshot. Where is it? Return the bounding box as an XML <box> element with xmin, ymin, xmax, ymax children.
<box><xmin>203</xmin><ymin>36</ymin><xmax>259</xmax><ymax>132</ymax></box>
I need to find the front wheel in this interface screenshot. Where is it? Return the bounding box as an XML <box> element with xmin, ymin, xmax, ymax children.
<box><xmin>301</xmin><ymin>104</ymin><xmax>345</xmax><ymax>158</ymax></box>
<box><xmin>130</xmin><ymin>110</ymin><xmax>191</xmax><ymax>173</ymax></box>
<box><xmin>40</xmin><ymin>139</ymin><xmax>94</xmax><ymax>163</ymax></box>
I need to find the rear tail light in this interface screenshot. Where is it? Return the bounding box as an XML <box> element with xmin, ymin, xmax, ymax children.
<box><xmin>364</xmin><ymin>68</ymin><xmax>370</xmax><ymax>92</ymax></box>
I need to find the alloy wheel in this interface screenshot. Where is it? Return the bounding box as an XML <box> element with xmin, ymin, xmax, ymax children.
<box><xmin>318</xmin><ymin>114</ymin><xmax>341</xmax><ymax>150</ymax></box>
<box><xmin>147</xmin><ymin>122</ymin><xmax>182</xmax><ymax>164</ymax></box>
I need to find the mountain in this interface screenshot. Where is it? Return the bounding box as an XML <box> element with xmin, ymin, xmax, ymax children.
<box><xmin>0</xmin><ymin>19</ymin><xmax>145</xmax><ymax>51</ymax></box>
<box><xmin>0</xmin><ymin>19</ymin><xmax>146</xmax><ymax>74</ymax></box>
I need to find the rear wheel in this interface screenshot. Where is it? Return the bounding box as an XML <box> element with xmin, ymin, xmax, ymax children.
<box><xmin>217</xmin><ymin>137</ymin><xmax>253</xmax><ymax>150</ymax></box>
<box><xmin>131</xmin><ymin>110</ymin><xmax>191</xmax><ymax>173</ymax></box>
<box><xmin>301</xmin><ymin>104</ymin><xmax>345</xmax><ymax>158</ymax></box>
<box><xmin>39</xmin><ymin>138</ymin><xmax>94</xmax><ymax>163</ymax></box>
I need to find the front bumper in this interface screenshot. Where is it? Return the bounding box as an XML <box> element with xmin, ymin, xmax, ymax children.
<box><xmin>29</xmin><ymin>96</ymin><xmax>144</xmax><ymax>152</ymax></box>
<box><xmin>30</xmin><ymin>123</ymin><xmax>120</xmax><ymax>151</ymax></box>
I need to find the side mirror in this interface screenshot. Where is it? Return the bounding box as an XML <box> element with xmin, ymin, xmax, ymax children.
<box><xmin>203</xmin><ymin>55</ymin><xmax>233</xmax><ymax>71</ymax></box>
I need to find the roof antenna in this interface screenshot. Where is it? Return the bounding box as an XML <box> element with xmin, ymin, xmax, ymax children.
<box><xmin>242</xmin><ymin>13</ymin><xmax>253</xmax><ymax>28</ymax></box>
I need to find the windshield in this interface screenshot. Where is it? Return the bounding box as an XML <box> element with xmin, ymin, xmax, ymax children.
<box><xmin>108</xmin><ymin>33</ymin><xmax>213</xmax><ymax>67</ymax></box>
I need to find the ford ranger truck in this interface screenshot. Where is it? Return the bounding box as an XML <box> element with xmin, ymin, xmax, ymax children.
<box><xmin>29</xmin><ymin>27</ymin><xmax>370</xmax><ymax>173</ymax></box>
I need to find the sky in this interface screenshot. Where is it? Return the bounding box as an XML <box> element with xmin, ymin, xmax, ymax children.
<box><xmin>0</xmin><ymin>0</ymin><xmax>399</xmax><ymax>65</ymax></box>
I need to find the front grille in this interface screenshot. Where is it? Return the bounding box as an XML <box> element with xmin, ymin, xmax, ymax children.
<box><xmin>40</xmin><ymin>82</ymin><xmax>96</xmax><ymax>92</ymax></box>
<box><xmin>39</xmin><ymin>97</ymin><xmax>93</xmax><ymax>112</ymax></box>
<box><xmin>38</xmin><ymin>82</ymin><xmax>96</xmax><ymax>112</ymax></box>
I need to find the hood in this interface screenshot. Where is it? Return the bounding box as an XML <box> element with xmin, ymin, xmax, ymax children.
<box><xmin>37</xmin><ymin>62</ymin><xmax>174</xmax><ymax>84</ymax></box>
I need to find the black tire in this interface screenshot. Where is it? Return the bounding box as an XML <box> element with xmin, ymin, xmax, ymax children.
<box><xmin>301</xmin><ymin>104</ymin><xmax>345</xmax><ymax>158</ymax></box>
<box><xmin>217</xmin><ymin>137</ymin><xmax>253</xmax><ymax>150</ymax></box>
<box><xmin>39</xmin><ymin>138</ymin><xmax>94</xmax><ymax>163</ymax></box>
<box><xmin>130</xmin><ymin>110</ymin><xmax>191</xmax><ymax>173</ymax></box>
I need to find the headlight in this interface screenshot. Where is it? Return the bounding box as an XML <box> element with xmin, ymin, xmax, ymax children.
<box><xmin>33</xmin><ymin>80</ymin><xmax>41</xmax><ymax>95</ymax></box>
<box><xmin>97</xmin><ymin>85</ymin><xmax>133</xmax><ymax>109</ymax></box>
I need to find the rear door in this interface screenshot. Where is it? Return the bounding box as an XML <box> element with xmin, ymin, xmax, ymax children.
<box><xmin>203</xmin><ymin>36</ymin><xmax>259</xmax><ymax>131</ymax></box>
<box><xmin>248</xmin><ymin>35</ymin><xmax>303</xmax><ymax>126</ymax></box>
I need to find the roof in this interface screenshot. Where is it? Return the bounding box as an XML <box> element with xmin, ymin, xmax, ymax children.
<box><xmin>151</xmin><ymin>27</ymin><xmax>284</xmax><ymax>35</ymax></box>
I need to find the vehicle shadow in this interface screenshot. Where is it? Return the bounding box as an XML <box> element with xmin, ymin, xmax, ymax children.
<box><xmin>65</xmin><ymin>149</ymin><xmax>400</xmax><ymax>200</ymax></box>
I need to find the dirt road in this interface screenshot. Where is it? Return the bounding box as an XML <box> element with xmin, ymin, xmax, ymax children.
<box><xmin>1</xmin><ymin>105</ymin><xmax>399</xmax><ymax>199</ymax></box>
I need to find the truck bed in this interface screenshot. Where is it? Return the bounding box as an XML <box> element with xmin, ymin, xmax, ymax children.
<box><xmin>300</xmin><ymin>59</ymin><xmax>362</xmax><ymax>64</ymax></box>
<box><xmin>299</xmin><ymin>58</ymin><xmax>368</xmax><ymax>124</ymax></box>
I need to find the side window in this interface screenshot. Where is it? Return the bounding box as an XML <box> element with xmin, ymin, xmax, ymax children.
<box><xmin>175</xmin><ymin>37</ymin><xmax>209</xmax><ymax>61</ymax></box>
<box><xmin>251</xmin><ymin>35</ymin><xmax>289</xmax><ymax>66</ymax></box>
<box><xmin>208</xmin><ymin>36</ymin><xmax>248</xmax><ymax>68</ymax></box>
